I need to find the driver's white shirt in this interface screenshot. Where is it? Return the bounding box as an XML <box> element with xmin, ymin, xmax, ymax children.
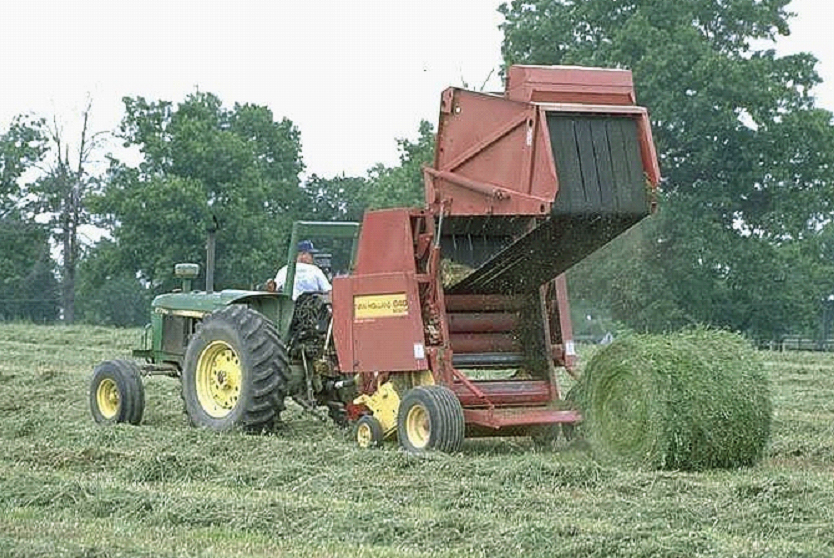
<box><xmin>274</xmin><ymin>262</ymin><xmax>331</xmax><ymax>300</ymax></box>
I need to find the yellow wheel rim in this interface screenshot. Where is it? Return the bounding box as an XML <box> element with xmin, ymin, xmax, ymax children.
<box><xmin>356</xmin><ymin>422</ymin><xmax>373</xmax><ymax>448</ymax></box>
<box><xmin>195</xmin><ymin>340</ymin><xmax>242</xmax><ymax>418</ymax></box>
<box><xmin>96</xmin><ymin>378</ymin><xmax>120</xmax><ymax>419</ymax></box>
<box><xmin>406</xmin><ymin>405</ymin><xmax>430</xmax><ymax>449</ymax></box>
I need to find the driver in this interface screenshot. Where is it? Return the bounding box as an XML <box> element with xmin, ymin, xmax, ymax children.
<box><xmin>269</xmin><ymin>240</ymin><xmax>331</xmax><ymax>300</ymax></box>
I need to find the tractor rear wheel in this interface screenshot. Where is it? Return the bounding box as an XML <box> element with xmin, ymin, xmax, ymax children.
<box><xmin>182</xmin><ymin>305</ymin><xmax>288</xmax><ymax>433</ymax></box>
<box><xmin>397</xmin><ymin>386</ymin><xmax>464</xmax><ymax>454</ymax></box>
<box><xmin>89</xmin><ymin>360</ymin><xmax>145</xmax><ymax>425</ymax></box>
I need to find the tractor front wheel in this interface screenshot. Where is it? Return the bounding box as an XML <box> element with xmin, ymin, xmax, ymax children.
<box><xmin>182</xmin><ymin>305</ymin><xmax>288</xmax><ymax>432</ymax></box>
<box><xmin>89</xmin><ymin>360</ymin><xmax>145</xmax><ymax>425</ymax></box>
<box><xmin>397</xmin><ymin>386</ymin><xmax>464</xmax><ymax>454</ymax></box>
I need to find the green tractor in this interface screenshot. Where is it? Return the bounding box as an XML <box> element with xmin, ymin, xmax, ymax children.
<box><xmin>89</xmin><ymin>221</ymin><xmax>361</xmax><ymax>433</ymax></box>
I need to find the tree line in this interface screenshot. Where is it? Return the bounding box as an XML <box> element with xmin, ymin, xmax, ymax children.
<box><xmin>0</xmin><ymin>93</ymin><xmax>433</xmax><ymax>326</ymax></box>
<box><xmin>503</xmin><ymin>0</ymin><xmax>834</xmax><ymax>342</ymax></box>
<box><xmin>2</xmin><ymin>0</ymin><xmax>834</xmax><ymax>342</ymax></box>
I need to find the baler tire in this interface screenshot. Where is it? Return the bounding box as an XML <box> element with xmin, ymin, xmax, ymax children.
<box><xmin>181</xmin><ymin>305</ymin><xmax>288</xmax><ymax>433</ymax></box>
<box><xmin>434</xmin><ymin>386</ymin><xmax>465</xmax><ymax>452</ymax></box>
<box><xmin>90</xmin><ymin>360</ymin><xmax>145</xmax><ymax>425</ymax></box>
<box><xmin>354</xmin><ymin>415</ymin><xmax>384</xmax><ymax>449</ymax></box>
<box><xmin>397</xmin><ymin>386</ymin><xmax>464</xmax><ymax>454</ymax></box>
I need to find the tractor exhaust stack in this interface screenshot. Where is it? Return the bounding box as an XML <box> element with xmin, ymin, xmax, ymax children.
<box><xmin>205</xmin><ymin>219</ymin><xmax>217</xmax><ymax>293</ymax></box>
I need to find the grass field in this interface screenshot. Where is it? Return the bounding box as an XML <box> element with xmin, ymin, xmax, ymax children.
<box><xmin>1</xmin><ymin>323</ymin><xmax>833</xmax><ymax>557</ymax></box>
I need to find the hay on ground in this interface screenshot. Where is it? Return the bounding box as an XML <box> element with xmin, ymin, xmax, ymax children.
<box><xmin>441</xmin><ymin>259</ymin><xmax>473</xmax><ymax>288</ymax></box>
<box><xmin>575</xmin><ymin>328</ymin><xmax>772</xmax><ymax>471</ymax></box>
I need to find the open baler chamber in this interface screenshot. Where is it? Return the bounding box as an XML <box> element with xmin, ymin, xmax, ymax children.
<box><xmin>428</xmin><ymin>65</ymin><xmax>660</xmax><ymax>294</ymax></box>
<box><xmin>333</xmin><ymin>65</ymin><xmax>660</xmax><ymax>440</ymax></box>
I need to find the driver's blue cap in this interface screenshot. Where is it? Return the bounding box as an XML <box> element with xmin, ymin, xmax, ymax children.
<box><xmin>297</xmin><ymin>240</ymin><xmax>316</xmax><ymax>253</ymax></box>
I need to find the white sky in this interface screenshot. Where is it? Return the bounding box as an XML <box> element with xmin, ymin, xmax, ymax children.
<box><xmin>1</xmin><ymin>0</ymin><xmax>832</xmax><ymax>179</ymax></box>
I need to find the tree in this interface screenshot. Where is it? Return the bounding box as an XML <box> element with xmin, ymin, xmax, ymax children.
<box><xmin>293</xmin><ymin>121</ymin><xmax>436</xmax><ymax>273</ymax></box>
<box><xmin>94</xmin><ymin>92</ymin><xmax>305</xmax><ymax>294</ymax></box>
<box><xmin>303</xmin><ymin>120</ymin><xmax>436</xmax><ymax>218</ymax></box>
<box><xmin>365</xmin><ymin>120</ymin><xmax>435</xmax><ymax>209</ymax></box>
<box><xmin>1</xmin><ymin>114</ymin><xmax>46</xmax><ymax>216</ymax></box>
<box><xmin>75</xmin><ymin>239</ymin><xmax>149</xmax><ymax>327</ymax></box>
<box><xmin>301</xmin><ymin>174</ymin><xmax>369</xmax><ymax>222</ymax></box>
<box><xmin>29</xmin><ymin>101</ymin><xmax>106</xmax><ymax>323</ymax></box>
<box><xmin>0</xmin><ymin>217</ymin><xmax>60</xmax><ymax>322</ymax></box>
<box><xmin>500</xmin><ymin>0</ymin><xmax>834</xmax><ymax>338</ymax></box>
<box><xmin>0</xmin><ymin>116</ymin><xmax>59</xmax><ymax>322</ymax></box>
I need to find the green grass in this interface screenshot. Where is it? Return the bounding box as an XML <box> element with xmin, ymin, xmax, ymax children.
<box><xmin>1</xmin><ymin>323</ymin><xmax>833</xmax><ymax>557</ymax></box>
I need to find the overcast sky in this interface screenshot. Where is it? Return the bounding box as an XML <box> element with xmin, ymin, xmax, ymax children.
<box><xmin>1</xmin><ymin>0</ymin><xmax>832</xmax><ymax>178</ymax></box>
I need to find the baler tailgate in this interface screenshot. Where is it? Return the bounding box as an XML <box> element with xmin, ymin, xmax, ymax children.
<box><xmin>446</xmin><ymin>111</ymin><xmax>650</xmax><ymax>295</ymax></box>
<box><xmin>548</xmin><ymin>114</ymin><xmax>646</xmax><ymax>216</ymax></box>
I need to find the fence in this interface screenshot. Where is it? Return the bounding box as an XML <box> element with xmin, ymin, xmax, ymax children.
<box><xmin>757</xmin><ymin>337</ymin><xmax>834</xmax><ymax>352</ymax></box>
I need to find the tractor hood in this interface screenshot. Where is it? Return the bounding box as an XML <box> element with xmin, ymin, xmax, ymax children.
<box><xmin>152</xmin><ymin>289</ymin><xmax>284</xmax><ymax>318</ymax></box>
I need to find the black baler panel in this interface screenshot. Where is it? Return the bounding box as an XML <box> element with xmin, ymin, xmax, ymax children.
<box><xmin>548</xmin><ymin>114</ymin><xmax>648</xmax><ymax>217</ymax></box>
<box><xmin>444</xmin><ymin>114</ymin><xmax>653</xmax><ymax>295</ymax></box>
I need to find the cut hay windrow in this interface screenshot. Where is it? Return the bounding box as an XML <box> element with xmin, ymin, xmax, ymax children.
<box><xmin>575</xmin><ymin>328</ymin><xmax>772</xmax><ymax>471</ymax></box>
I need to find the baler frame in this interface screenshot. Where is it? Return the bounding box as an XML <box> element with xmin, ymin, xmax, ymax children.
<box><xmin>334</xmin><ymin>65</ymin><xmax>659</xmax><ymax>446</ymax></box>
<box><xmin>333</xmin><ymin>207</ymin><xmax>580</xmax><ymax>440</ymax></box>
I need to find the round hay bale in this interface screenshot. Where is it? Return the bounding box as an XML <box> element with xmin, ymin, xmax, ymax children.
<box><xmin>575</xmin><ymin>328</ymin><xmax>772</xmax><ymax>470</ymax></box>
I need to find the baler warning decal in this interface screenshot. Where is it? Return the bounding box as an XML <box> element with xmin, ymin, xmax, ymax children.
<box><xmin>354</xmin><ymin>293</ymin><xmax>408</xmax><ymax>319</ymax></box>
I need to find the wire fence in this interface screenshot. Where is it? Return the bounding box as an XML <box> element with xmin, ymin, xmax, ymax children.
<box><xmin>756</xmin><ymin>337</ymin><xmax>834</xmax><ymax>352</ymax></box>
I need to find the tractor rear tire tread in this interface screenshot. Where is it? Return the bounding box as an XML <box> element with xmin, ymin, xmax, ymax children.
<box><xmin>182</xmin><ymin>304</ymin><xmax>289</xmax><ymax>433</ymax></box>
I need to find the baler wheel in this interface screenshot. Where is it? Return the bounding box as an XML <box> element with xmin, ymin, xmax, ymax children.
<box><xmin>89</xmin><ymin>360</ymin><xmax>145</xmax><ymax>425</ymax></box>
<box><xmin>354</xmin><ymin>415</ymin><xmax>384</xmax><ymax>448</ymax></box>
<box><xmin>397</xmin><ymin>386</ymin><xmax>464</xmax><ymax>454</ymax></box>
<box><xmin>182</xmin><ymin>305</ymin><xmax>288</xmax><ymax>432</ymax></box>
